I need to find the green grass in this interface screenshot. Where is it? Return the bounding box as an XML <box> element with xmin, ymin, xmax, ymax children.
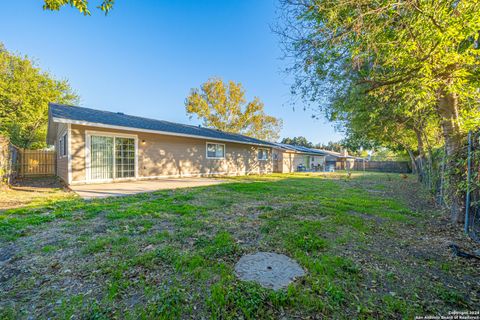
<box><xmin>0</xmin><ymin>172</ymin><xmax>477</xmax><ymax>319</ymax></box>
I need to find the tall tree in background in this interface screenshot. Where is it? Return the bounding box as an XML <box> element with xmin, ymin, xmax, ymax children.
<box><xmin>185</xmin><ymin>78</ymin><xmax>283</xmax><ymax>142</ymax></box>
<box><xmin>0</xmin><ymin>44</ymin><xmax>78</xmax><ymax>149</ymax></box>
<box><xmin>42</xmin><ymin>0</ymin><xmax>114</xmax><ymax>15</ymax></box>
<box><xmin>281</xmin><ymin>136</ymin><xmax>313</xmax><ymax>148</ymax></box>
<box><xmin>279</xmin><ymin>0</ymin><xmax>480</xmax><ymax>222</ymax></box>
<box><xmin>315</xmin><ymin>141</ymin><xmax>344</xmax><ymax>153</ymax></box>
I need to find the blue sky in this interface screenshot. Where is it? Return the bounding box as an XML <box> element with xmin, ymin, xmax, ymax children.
<box><xmin>0</xmin><ymin>0</ymin><xmax>343</xmax><ymax>144</ymax></box>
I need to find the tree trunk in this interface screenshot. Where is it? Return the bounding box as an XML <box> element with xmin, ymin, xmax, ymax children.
<box><xmin>0</xmin><ymin>135</ymin><xmax>11</xmax><ymax>190</ymax></box>
<box><xmin>437</xmin><ymin>86</ymin><xmax>464</xmax><ymax>223</ymax></box>
<box><xmin>406</xmin><ymin>149</ymin><xmax>418</xmax><ymax>174</ymax></box>
<box><xmin>438</xmin><ymin>89</ymin><xmax>461</xmax><ymax>156</ymax></box>
<box><xmin>414</xmin><ymin>128</ymin><xmax>425</xmax><ymax>183</ymax></box>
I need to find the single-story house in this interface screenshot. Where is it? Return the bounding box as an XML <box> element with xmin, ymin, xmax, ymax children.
<box><xmin>272</xmin><ymin>144</ymin><xmax>361</xmax><ymax>173</ymax></box>
<box><xmin>272</xmin><ymin>143</ymin><xmax>327</xmax><ymax>173</ymax></box>
<box><xmin>316</xmin><ymin>149</ymin><xmax>357</xmax><ymax>172</ymax></box>
<box><xmin>47</xmin><ymin>103</ymin><xmax>276</xmax><ymax>185</ymax></box>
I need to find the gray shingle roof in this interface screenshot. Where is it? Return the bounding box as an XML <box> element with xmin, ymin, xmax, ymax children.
<box><xmin>49</xmin><ymin>103</ymin><xmax>276</xmax><ymax>147</ymax></box>
<box><xmin>272</xmin><ymin>143</ymin><xmax>328</xmax><ymax>155</ymax></box>
<box><xmin>273</xmin><ymin>143</ymin><xmax>359</xmax><ymax>159</ymax></box>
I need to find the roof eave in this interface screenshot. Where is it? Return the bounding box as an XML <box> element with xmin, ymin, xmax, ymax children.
<box><xmin>51</xmin><ymin>117</ymin><xmax>274</xmax><ymax>147</ymax></box>
<box><xmin>275</xmin><ymin>147</ymin><xmax>327</xmax><ymax>156</ymax></box>
<box><xmin>46</xmin><ymin>108</ymin><xmax>57</xmax><ymax>145</ymax></box>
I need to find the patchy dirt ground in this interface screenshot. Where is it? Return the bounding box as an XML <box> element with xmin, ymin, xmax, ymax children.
<box><xmin>0</xmin><ymin>177</ymin><xmax>71</xmax><ymax>210</ymax></box>
<box><xmin>0</xmin><ymin>173</ymin><xmax>479</xmax><ymax>319</ymax></box>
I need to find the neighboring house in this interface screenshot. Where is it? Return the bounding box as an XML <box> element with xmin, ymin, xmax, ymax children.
<box><xmin>272</xmin><ymin>144</ymin><xmax>361</xmax><ymax>173</ymax></box>
<box><xmin>272</xmin><ymin>143</ymin><xmax>327</xmax><ymax>173</ymax></box>
<box><xmin>314</xmin><ymin>149</ymin><xmax>357</xmax><ymax>172</ymax></box>
<box><xmin>47</xmin><ymin>104</ymin><xmax>275</xmax><ymax>185</ymax></box>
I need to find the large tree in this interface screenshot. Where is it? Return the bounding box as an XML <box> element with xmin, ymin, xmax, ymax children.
<box><xmin>315</xmin><ymin>141</ymin><xmax>344</xmax><ymax>153</ymax></box>
<box><xmin>330</xmin><ymin>77</ymin><xmax>443</xmax><ymax>170</ymax></box>
<box><xmin>185</xmin><ymin>78</ymin><xmax>283</xmax><ymax>142</ymax></box>
<box><xmin>279</xmin><ymin>0</ymin><xmax>480</xmax><ymax>222</ymax></box>
<box><xmin>281</xmin><ymin>136</ymin><xmax>313</xmax><ymax>148</ymax></box>
<box><xmin>42</xmin><ymin>0</ymin><xmax>114</xmax><ymax>15</ymax></box>
<box><xmin>0</xmin><ymin>44</ymin><xmax>78</xmax><ymax>149</ymax></box>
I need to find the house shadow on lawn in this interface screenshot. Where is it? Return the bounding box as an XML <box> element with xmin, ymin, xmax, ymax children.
<box><xmin>0</xmin><ymin>177</ymin><xmax>72</xmax><ymax>211</ymax></box>
<box><xmin>9</xmin><ymin>177</ymin><xmax>67</xmax><ymax>192</ymax></box>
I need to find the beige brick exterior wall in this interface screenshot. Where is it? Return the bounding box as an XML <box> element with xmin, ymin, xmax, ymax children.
<box><xmin>272</xmin><ymin>149</ymin><xmax>325</xmax><ymax>173</ymax></box>
<box><xmin>56</xmin><ymin>123</ymin><xmax>68</xmax><ymax>183</ymax></box>
<box><xmin>69</xmin><ymin>124</ymin><xmax>272</xmax><ymax>184</ymax></box>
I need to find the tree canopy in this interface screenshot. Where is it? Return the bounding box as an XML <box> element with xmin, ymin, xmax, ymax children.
<box><xmin>315</xmin><ymin>141</ymin><xmax>344</xmax><ymax>153</ymax></box>
<box><xmin>0</xmin><ymin>44</ymin><xmax>78</xmax><ymax>149</ymax></box>
<box><xmin>43</xmin><ymin>0</ymin><xmax>114</xmax><ymax>15</ymax></box>
<box><xmin>280</xmin><ymin>136</ymin><xmax>313</xmax><ymax>148</ymax></box>
<box><xmin>279</xmin><ymin>0</ymin><xmax>479</xmax><ymax>151</ymax></box>
<box><xmin>185</xmin><ymin>78</ymin><xmax>283</xmax><ymax>142</ymax></box>
<box><xmin>279</xmin><ymin>0</ymin><xmax>480</xmax><ymax>221</ymax></box>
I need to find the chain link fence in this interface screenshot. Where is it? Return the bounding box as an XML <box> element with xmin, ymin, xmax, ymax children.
<box><xmin>416</xmin><ymin>133</ymin><xmax>480</xmax><ymax>243</ymax></box>
<box><xmin>416</xmin><ymin>147</ymin><xmax>448</xmax><ymax>207</ymax></box>
<box><xmin>465</xmin><ymin>130</ymin><xmax>480</xmax><ymax>242</ymax></box>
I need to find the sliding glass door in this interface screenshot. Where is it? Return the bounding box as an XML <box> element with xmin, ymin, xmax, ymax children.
<box><xmin>89</xmin><ymin>135</ymin><xmax>136</xmax><ymax>181</ymax></box>
<box><xmin>90</xmin><ymin>136</ymin><xmax>114</xmax><ymax>180</ymax></box>
<box><xmin>115</xmin><ymin>137</ymin><xmax>135</xmax><ymax>178</ymax></box>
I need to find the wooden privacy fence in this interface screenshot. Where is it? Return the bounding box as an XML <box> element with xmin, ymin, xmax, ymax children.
<box><xmin>18</xmin><ymin>149</ymin><xmax>56</xmax><ymax>177</ymax></box>
<box><xmin>351</xmin><ymin>160</ymin><xmax>411</xmax><ymax>173</ymax></box>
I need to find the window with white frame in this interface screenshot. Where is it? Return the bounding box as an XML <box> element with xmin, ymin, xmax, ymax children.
<box><xmin>59</xmin><ymin>133</ymin><xmax>67</xmax><ymax>157</ymax></box>
<box><xmin>58</xmin><ymin>137</ymin><xmax>62</xmax><ymax>156</ymax></box>
<box><xmin>206</xmin><ymin>143</ymin><xmax>225</xmax><ymax>159</ymax></box>
<box><xmin>115</xmin><ymin>137</ymin><xmax>135</xmax><ymax>178</ymax></box>
<box><xmin>62</xmin><ymin>133</ymin><xmax>67</xmax><ymax>157</ymax></box>
<box><xmin>258</xmin><ymin>148</ymin><xmax>268</xmax><ymax>161</ymax></box>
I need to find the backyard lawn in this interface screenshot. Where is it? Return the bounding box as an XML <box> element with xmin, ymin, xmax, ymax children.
<box><xmin>0</xmin><ymin>173</ymin><xmax>478</xmax><ymax>319</ymax></box>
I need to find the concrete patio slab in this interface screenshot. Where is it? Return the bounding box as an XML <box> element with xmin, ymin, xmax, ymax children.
<box><xmin>70</xmin><ymin>178</ymin><xmax>225</xmax><ymax>199</ymax></box>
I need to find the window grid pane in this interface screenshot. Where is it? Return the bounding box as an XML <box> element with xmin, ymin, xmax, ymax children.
<box><xmin>90</xmin><ymin>136</ymin><xmax>114</xmax><ymax>180</ymax></box>
<box><xmin>63</xmin><ymin>134</ymin><xmax>68</xmax><ymax>156</ymax></box>
<box><xmin>115</xmin><ymin>137</ymin><xmax>135</xmax><ymax>178</ymax></box>
<box><xmin>216</xmin><ymin>145</ymin><xmax>224</xmax><ymax>158</ymax></box>
<box><xmin>258</xmin><ymin>149</ymin><xmax>268</xmax><ymax>160</ymax></box>
<box><xmin>207</xmin><ymin>143</ymin><xmax>224</xmax><ymax>158</ymax></box>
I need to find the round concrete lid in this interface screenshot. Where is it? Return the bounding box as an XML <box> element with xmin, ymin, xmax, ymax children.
<box><xmin>234</xmin><ymin>252</ymin><xmax>305</xmax><ymax>290</ymax></box>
